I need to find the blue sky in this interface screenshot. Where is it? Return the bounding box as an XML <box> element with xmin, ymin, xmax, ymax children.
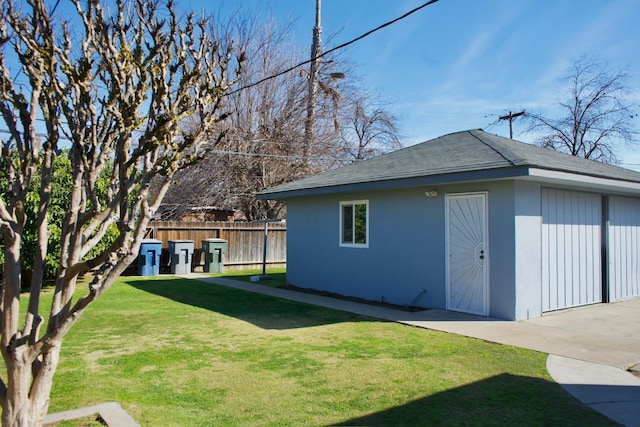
<box><xmin>7</xmin><ymin>1</ymin><xmax>639</xmax><ymax>168</ymax></box>
<box><xmin>183</xmin><ymin>0</ymin><xmax>640</xmax><ymax>169</ymax></box>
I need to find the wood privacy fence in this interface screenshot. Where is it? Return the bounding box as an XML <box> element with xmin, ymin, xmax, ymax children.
<box><xmin>147</xmin><ymin>221</ymin><xmax>287</xmax><ymax>271</ymax></box>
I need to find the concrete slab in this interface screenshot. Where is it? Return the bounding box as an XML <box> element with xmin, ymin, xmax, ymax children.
<box><xmin>44</xmin><ymin>402</ymin><xmax>139</xmax><ymax>427</ymax></box>
<box><xmin>548</xmin><ymin>355</ymin><xmax>640</xmax><ymax>427</ymax></box>
<box><xmin>524</xmin><ymin>300</ymin><xmax>640</xmax><ymax>369</ymax></box>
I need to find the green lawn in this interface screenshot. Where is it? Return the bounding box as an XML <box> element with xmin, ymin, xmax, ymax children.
<box><xmin>34</xmin><ymin>274</ymin><xmax>618</xmax><ymax>426</ymax></box>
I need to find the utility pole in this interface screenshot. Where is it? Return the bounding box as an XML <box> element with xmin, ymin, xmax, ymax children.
<box><xmin>303</xmin><ymin>0</ymin><xmax>322</xmax><ymax>170</ymax></box>
<box><xmin>498</xmin><ymin>110</ymin><xmax>525</xmax><ymax>139</ymax></box>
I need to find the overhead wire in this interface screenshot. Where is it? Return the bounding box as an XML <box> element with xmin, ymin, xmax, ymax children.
<box><xmin>1</xmin><ymin>0</ymin><xmax>441</xmax><ymax>162</ymax></box>
<box><xmin>224</xmin><ymin>0</ymin><xmax>440</xmax><ymax>96</ymax></box>
<box><xmin>2</xmin><ymin>0</ymin><xmax>441</xmax><ymax>104</ymax></box>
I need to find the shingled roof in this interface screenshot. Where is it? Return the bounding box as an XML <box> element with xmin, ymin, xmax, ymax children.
<box><xmin>259</xmin><ymin>129</ymin><xmax>640</xmax><ymax>199</ymax></box>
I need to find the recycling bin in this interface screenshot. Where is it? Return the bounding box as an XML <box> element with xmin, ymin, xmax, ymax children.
<box><xmin>202</xmin><ymin>238</ymin><xmax>228</xmax><ymax>273</ymax></box>
<box><xmin>168</xmin><ymin>239</ymin><xmax>195</xmax><ymax>275</ymax></box>
<box><xmin>138</xmin><ymin>239</ymin><xmax>162</xmax><ymax>276</ymax></box>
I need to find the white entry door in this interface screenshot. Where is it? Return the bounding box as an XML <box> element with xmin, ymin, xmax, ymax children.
<box><xmin>445</xmin><ymin>192</ymin><xmax>489</xmax><ymax>316</ymax></box>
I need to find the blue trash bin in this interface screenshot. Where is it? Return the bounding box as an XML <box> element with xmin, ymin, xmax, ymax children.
<box><xmin>139</xmin><ymin>239</ymin><xmax>162</xmax><ymax>276</ymax></box>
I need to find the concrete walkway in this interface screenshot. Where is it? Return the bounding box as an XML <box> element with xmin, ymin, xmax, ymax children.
<box><xmin>44</xmin><ymin>402</ymin><xmax>139</xmax><ymax>427</ymax></box>
<box><xmin>190</xmin><ymin>274</ymin><xmax>640</xmax><ymax>427</ymax></box>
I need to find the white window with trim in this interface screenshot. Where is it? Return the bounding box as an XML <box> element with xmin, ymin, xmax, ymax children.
<box><xmin>340</xmin><ymin>200</ymin><xmax>369</xmax><ymax>247</ymax></box>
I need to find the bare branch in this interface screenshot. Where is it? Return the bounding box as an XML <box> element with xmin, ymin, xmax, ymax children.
<box><xmin>525</xmin><ymin>56</ymin><xmax>637</xmax><ymax>164</ymax></box>
<box><xmin>0</xmin><ymin>0</ymin><xmax>244</xmax><ymax>423</ymax></box>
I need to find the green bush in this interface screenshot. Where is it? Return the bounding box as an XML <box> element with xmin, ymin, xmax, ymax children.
<box><xmin>1</xmin><ymin>150</ymin><xmax>118</xmax><ymax>286</ymax></box>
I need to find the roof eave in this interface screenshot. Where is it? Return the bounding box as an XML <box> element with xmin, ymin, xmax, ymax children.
<box><xmin>257</xmin><ymin>166</ymin><xmax>532</xmax><ymax>200</ymax></box>
<box><xmin>525</xmin><ymin>168</ymin><xmax>640</xmax><ymax>195</ymax></box>
<box><xmin>257</xmin><ymin>165</ymin><xmax>640</xmax><ymax>201</ymax></box>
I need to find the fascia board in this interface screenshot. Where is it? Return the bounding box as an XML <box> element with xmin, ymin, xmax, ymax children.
<box><xmin>526</xmin><ymin>168</ymin><xmax>640</xmax><ymax>195</ymax></box>
<box><xmin>257</xmin><ymin>166</ymin><xmax>531</xmax><ymax>200</ymax></box>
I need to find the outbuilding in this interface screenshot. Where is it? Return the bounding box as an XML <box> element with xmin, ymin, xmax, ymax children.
<box><xmin>257</xmin><ymin>130</ymin><xmax>640</xmax><ymax>320</ymax></box>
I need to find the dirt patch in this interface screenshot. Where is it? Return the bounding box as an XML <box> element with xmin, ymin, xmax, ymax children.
<box><xmin>280</xmin><ymin>284</ymin><xmax>427</xmax><ymax>312</ymax></box>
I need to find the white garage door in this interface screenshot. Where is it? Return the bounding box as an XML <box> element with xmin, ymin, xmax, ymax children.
<box><xmin>541</xmin><ymin>188</ymin><xmax>602</xmax><ymax>312</ymax></box>
<box><xmin>608</xmin><ymin>196</ymin><xmax>640</xmax><ymax>301</ymax></box>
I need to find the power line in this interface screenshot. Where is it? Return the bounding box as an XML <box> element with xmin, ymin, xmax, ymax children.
<box><xmin>49</xmin><ymin>0</ymin><xmax>61</xmax><ymax>16</ymax></box>
<box><xmin>224</xmin><ymin>0</ymin><xmax>440</xmax><ymax>96</ymax></box>
<box><xmin>3</xmin><ymin>1</ymin><xmax>442</xmax><ymax>136</ymax></box>
<box><xmin>3</xmin><ymin>1</ymin><xmax>440</xmax><ymax>101</ymax></box>
<box><xmin>2</xmin><ymin>1</ymin><xmax>442</xmax><ymax>160</ymax></box>
<box><xmin>210</xmin><ymin>149</ymin><xmax>337</xmax><ymax>162</ymax></box>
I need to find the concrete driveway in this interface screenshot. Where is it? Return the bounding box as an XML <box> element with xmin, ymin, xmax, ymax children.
<box><xmin>402</xmin><ymin>298</ymin><xmax>640</xmax><ymax>369</ymax></box>
<box><xmin>524</xmin><ymin>299</ymin><xmax>640</xmax><ymax>369</ymax></box>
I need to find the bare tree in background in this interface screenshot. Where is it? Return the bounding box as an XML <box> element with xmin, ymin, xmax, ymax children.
<box><xmin>165</xmin><ymin>15</ymin><xmax>348</xmax><ymax>221</ymax></box>
<box><xmin>526</xmin><ymin>56</ymin><xmax>638</xmax><ymax>164</ymax></box>
<box><xmin>339</xmin><ymin>96</ymin><xmax>401</xmax><ymax>161</ymax></box>
<box><xmin>0</xmin><ymin>0</ymin><xmax>242</xmax><ymax>424</ymax></box>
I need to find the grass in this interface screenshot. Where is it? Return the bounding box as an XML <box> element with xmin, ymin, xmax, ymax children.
<box><xmin>15</xmin><ymin>273</ymin><xmax>618</xmax><ymax>426</ymax></box>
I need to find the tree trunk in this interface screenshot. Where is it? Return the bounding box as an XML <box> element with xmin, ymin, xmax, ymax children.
<box><xmin>2</xmin><ymin>346</ymin><xmax>61</xmax><ymax>426</ymax></box>
<box><xmin>2</xmin><ymin>347</ymin><xmax>33</xmax><ymax>426</ymax></box>
<box><xmin>1</xmin><ymin>233</ymin><xmax>60</xmax><ymax>426</ymax></box>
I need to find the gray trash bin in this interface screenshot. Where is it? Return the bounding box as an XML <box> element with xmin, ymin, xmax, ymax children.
<box><xmin>202</xmin><ymin>238</ymin><xmax>228</xmax><ymax>273</ymax></box>
<box><xmin>168</xmin><ymin>239</ymin><xmax>194</xmax><ymax>275</ymax></box>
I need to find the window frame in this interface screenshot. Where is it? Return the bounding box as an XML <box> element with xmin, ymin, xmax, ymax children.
<box><xmin>339</xmin><ymin>200</ymin><xmax>369</xmax><ymax>248</ymax></box>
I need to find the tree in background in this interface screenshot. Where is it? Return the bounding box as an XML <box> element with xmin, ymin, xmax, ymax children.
<box><xmin>163</xmin><ymin>16</ymin><xmax>310</xmax><ymax>221</ymax></box>
<box><xmin>165</xmin><ymin>16</ymin><xmax>348</xmax><ymax>220</ymax></box>
<box><xmin>0</xmin><ymin>0</ymin><xmax>243</xmax><ymax>424</ymax></box>
<box><xmin>338</xmin><ymin>96</ymin><xmax>401</xmax><ymax>161</ymax></box>
<box><xmin>163</xmin><ymin>15</ymin><xmax>401</xmax><ymax>221</ymax></box>
<box><xmin>526</xmin><ymin>56</ymin><xmax>638</xmax><ymax>164</ymax></box>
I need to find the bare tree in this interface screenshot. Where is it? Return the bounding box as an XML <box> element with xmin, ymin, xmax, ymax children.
<box><xmin>0</xmin><ymin>0</ymin><xmax>242</xmax><ymax>424</ymax></box>
<box><xmin>526</xmin><ymin>56</ymin><xmax>637</xmax><ymax>163</ymax></box>
<box><xmin>163</xmin><ymin>11</ymin><xmax>402</xmax><ymax>221</ymax></box>
<box><xmin>164</xmin><ymin>15</ymin><xmax>345</xmax><ymax>221</ymax></box>
<box><xmin>339</xmin><ymin>96</ymin><xmax>401</xmax><ymax>161</ymax></box>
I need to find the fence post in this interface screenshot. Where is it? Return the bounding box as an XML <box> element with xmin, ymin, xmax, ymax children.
<box><xmin>263</xmin><ymin>221</ymin><xmax>268</xmax><ymax>276</ymax></box>
<box><xmin>253</xmin><ymin>219</ymin><xmax>284</xmax><ymax>276</ymax></box>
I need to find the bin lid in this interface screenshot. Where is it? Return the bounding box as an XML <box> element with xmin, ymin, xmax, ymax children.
<box><xmin>141</xmin><ymin>239</ymin><xmax>162</xmax><ymax>244</ymax></box>
<box><xmin>168</xmin><ymin>239</ymin><xmax>195</xmax><ymax>243</ymax></box>
<box><xmin>202</xmin><ymin>238</ymin><xmax>228</xmax><ymax>243</ymax></box>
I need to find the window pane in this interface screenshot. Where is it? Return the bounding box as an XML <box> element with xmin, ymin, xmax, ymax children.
<box><xmin>354</xmin><ymin>203</ymin><xmax>367</xmax><ymax>244</ymax></box>
<box><xmin>342</xmin><ymin>205</ymin><xmax>353</xmax><ymax>243</ymax></box>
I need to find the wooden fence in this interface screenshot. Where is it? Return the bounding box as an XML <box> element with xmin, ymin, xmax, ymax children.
<box><xmin>147</xmin><ymin>221</ymin><xmax>286</xmax><ymax>271</ymax></box>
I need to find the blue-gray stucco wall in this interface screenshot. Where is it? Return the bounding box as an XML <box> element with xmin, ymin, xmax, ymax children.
<box><xmin>285</xmin><ymin>180</ymin><xmax>521</xmax><ymax>319</ymax></box>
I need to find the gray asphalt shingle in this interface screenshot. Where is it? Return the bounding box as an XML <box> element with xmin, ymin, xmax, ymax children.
<box><xmin>259</xmin><ymin>129</ymin><xmax>640</xmax><ymax>198</ymax></box>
